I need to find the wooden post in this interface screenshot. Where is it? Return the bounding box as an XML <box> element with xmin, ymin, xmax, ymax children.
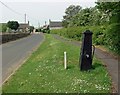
<box><xmin>64</xmin><ymin>52</ymin><xmax>67</xmax><ymax>69</ymax></box>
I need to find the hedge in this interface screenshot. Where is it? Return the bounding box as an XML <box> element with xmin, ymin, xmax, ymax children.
<box><xmin>1</xmin><ymin>33</ymin><xmax>30</xmax><ymax>44</ymax></box>
<box><xmin>51</xmin><ymin>23</ymin><xmax>120</xmax><ymax>55</ymax></box>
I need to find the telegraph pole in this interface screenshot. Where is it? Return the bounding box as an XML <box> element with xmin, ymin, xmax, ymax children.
<box><xmin>45</xmin><ymin>21</ymin><xmax>46</xmax><ymax>26</ymax></box>
<box><xmin>38</xmin><ymin>22</ymin><xmax>40</xmax><ymax>28</ymax></box>
<box><xmin>25</xmin><ymin>13</ymin><xmax>26</xmax><ymax>23</ymax></box>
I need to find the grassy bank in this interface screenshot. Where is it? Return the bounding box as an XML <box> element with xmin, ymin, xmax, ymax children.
<box><xmin>2</xmin><ymin>34</ymin><xmax>111</xmax><ymax>93</ymax></box>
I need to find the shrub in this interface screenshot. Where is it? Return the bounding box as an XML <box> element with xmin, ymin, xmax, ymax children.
<box><xmin>105</xmin><ymin>23</ymin><xmax>120</xmax><ymax>54</ymax></box>
<box><xmin>51</xmin><ymin>24</ymin><xmax>120</xmax><ymax>55</ymax></box>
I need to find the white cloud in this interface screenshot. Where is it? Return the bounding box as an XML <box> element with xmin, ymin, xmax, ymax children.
<box><xmin>0</xmin><ymin>0</ymin><xmax>97</xmax><ymax>27</ymax></box>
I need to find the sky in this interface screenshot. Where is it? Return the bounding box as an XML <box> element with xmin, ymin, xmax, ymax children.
<box><xmin>0</xmin><ymin>0</ymin><xmax>97</xmax><ymax>27</ymax></box>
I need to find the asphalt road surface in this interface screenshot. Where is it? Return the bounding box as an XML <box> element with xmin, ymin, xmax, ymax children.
<box><xmin>2</xmin><ymin>33</ymin><xmax>44</xmax><ymax>83</ymax></box>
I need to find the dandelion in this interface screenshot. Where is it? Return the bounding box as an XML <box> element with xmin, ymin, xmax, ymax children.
<box><xmin>29</xmin><ymin>73</ymin><xmax>31</xmax><ymax>75</ymax></box>
<box><xmin>35</xmin><ymin>68</ymin><xmax>38</xmax><ymax>71</ymax></box>
<box><xmin>102</xmin><ymin>87</ymin><xmax>105</xmax><ymax>90</ymax></box>
<box><xmin>25</xmin><ymin>80</ymin><xmax>28</xmax><ymax>83</ymax></box>
<box><xmin>20</xmin><ymin>82</ymin><xmax>24</xmax><ymax>86</ymax></box>
<box><xmin>73</xmin><ymin>88</ymin><xmax>76</xmax><ymax>91</ymax></box>
<box><xmin>84</xmin><ymin>90</ymin><xmax>87</xmax><ymax>93</ymax></box>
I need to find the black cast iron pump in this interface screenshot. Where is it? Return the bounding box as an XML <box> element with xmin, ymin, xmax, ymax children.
<box><xmin>80</xmin><ymin>30</ymin><xmax>95</xmax><ymax>71</ymax></box>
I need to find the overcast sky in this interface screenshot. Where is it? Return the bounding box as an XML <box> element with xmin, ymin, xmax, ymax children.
<box><xmin>0</xmin><ymin>0</ymin><xmax>97</xmax><ymax>27</ymax></box>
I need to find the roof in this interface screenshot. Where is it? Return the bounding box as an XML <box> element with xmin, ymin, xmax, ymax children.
<box><xmin>18</xmin><ymin>23</ymin><xmax>29</xmax><ymax>29</ymax></box>
<box><xmin>49</xmin><ymin>21</ymin><xmax>62</xmax><ymax>27</ymax></box>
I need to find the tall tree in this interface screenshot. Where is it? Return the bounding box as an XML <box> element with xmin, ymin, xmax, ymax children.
<box><xmin>7</xmin><ymin>21</ymin><xmax>19</xmax><ymax>31</ymax></box>
<box><xmin>30</xmin><ymin>26</ymin><xmax>34</xmax><ymax>32</ymax></box>
<box><xmin>62</xmin><ymin>5</ymin><xmax>82</xmax><ymax>27</ymax></box>
<box><xmin>62</xmin><ymin>2</ymin><xmax>120</xmax><ymax>27</ymax></box>
<box><xmin>2</xmin><ymin>23</ymin><xmax>7</xmax><ymax>32</ymax></box>
<box><xmin>69</xmin><ymin>7</ymin><xmax>96</xmax><ymax>26</ymax></box>
<box><xmin>96</xmin><ymin>2</ymin><xmax>120</xmax><ymax>23</ymax></box>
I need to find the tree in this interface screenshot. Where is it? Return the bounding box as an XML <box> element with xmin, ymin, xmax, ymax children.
<box><xmin>62</xmin><ymin>5</ymin><xmax>101</xmax><ymax>27</ymax></box>
<box><xmin>62</xmin><ymin>2</ymin><xmax>120</xmax><ymax>27</ymax></box>
<box><xmin>2</xmin><ymin>23</ymin><xmax>7</xmax><ymax>32</ymax></box>
<box><xmin>89</xmin><ymin>7</ymin><xmax>102</xmax><ymax>25</ymax></box>
<box><xmin>62</xmin><ymin>5</ymin><xmax>82</xmax><ymax>27</ymax></box>
<box><xmin>78</xmin><ymin>8</ymin><xmax>92</xmax><ymax>26</ymax></box>
<box><xmin>7</xmin><ymin>21</ymin><xmax>19</xmax><ymax>31</ymax></box>
<box><xmin>67</xmin><ymin>7</ymin><xmax>97</xmax><ymax>26</ymax></box>
<box><xmin>65</xmin><ymin>5</ymin><xmax>82</xmax><ymax>17</ymax></box>
<box><xmin>62</xmin><ymin>20</ymin><xmax>69</xmax><ymax>28</ymax></box>
<box><xmin>30</xmin><ymin>26</ymin><xmax>34</xmax><ymax>32</ymax></box>
<box><xmin>96</xmin><ymin>2</ymin><xmax>120</xmax><ymax>23</ymax></box>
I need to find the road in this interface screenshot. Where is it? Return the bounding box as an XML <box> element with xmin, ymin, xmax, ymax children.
<box><xmin>2</xmin><ymin>33</ymin><xmax>44</xmax><ymax>83</ymax></box>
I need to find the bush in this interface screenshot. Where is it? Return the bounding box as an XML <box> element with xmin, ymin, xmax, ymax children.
<box><xmin>105</xmin><ymin>23</ymin><xmax>120</xmax><ymax>54</ymax></box>
<box><xmin>0</xmin><ymin>23</ymin><xmax>7</xmax><ymax>32</ymax></box>
<box><xmin>51</xmin><ymin>24</ymin><xmax>120</xmax><ymax>55</ymax></box>
<box><xmin>91</xmin><ymin>26</ymin><xmax>106</xmax><ymax>45</ymax></box>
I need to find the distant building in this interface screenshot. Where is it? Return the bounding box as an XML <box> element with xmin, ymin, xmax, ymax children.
<box><xmin>18</xmin><ymin>21</ymin><xmax>30</xmax><ymax>32</ymax></box>
<box><xmin>0</xmin><ymin>22</ymin><xmax>30</xmax><ymax>32</ymax></box>
<box><xmin>49</xmin><ymin>20</ymin><xmax>63</xmax><ymax>30</ymax></box>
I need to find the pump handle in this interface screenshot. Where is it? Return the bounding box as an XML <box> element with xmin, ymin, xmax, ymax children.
<box><xmin>92</xmin><ymin>45</ymin><xmax>95</xmax><ymax>60</ymax></box>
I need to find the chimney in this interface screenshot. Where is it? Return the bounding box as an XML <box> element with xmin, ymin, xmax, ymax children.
<box><xmin>49</xmin><ymin>19</ymin><xmax>51</xmax><ymax>24</ymax></box>
<box><xmin>25</xmin><ymin>14</ymin><xmax>26</xmax><ymax>23</ymax></box>
<box><xmin>28</xmin><ymin>21</ymin><xmax>29</xmax><ymax>25</ymax></box>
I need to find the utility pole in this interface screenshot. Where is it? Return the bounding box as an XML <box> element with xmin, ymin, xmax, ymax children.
<box><xmin>45</xmin><ymin>21</ymin><xmax>46</xmax><ymax>26</ymax></box>
<box><xmin>25</xmin><ymin>13</ymin><xmax>26</xmax><ymax>23</ymax></box>
<box><xmin>49</xmin><ymin>19</ymin><xmax>51</xmax><ymax>25</ymax></box>
<box><xmin>38</xmin><ymin>22</ymin><xmax>40</xmax><ymax>28</ymax></box>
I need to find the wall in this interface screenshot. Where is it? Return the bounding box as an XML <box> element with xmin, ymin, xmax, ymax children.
<box><xmin>1</xmin><ymin>33</ymin><xmax>30</xmax><ymax>44</ymax></box>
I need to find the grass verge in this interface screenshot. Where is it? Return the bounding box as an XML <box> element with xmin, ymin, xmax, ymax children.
<box><xmin>2</xmin><ymin>34</ymin><xmax>111</xmax><ymax>93</ymax></box>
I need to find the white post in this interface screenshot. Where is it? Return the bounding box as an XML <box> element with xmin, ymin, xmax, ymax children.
<box><xmin>0</xmin><ymin>45</ymin><xmax>2</xmax><ymax>94</ymax></box>
<box><xmin>64</xmin><ymin>52</ymin><xmax>67</xmax><ymax>69</ymax></box>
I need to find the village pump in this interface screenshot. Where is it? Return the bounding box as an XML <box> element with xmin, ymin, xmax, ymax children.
<box><xmin>80</xmin><ymin>30</ymin><xmax>95</xmax><ymax>71</ymax></box>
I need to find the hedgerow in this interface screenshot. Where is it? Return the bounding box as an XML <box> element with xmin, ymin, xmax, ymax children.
<box><xmin>51</xmin><ymin>23</ymin><xmax>120</xmax><ymax>55</ymax></box>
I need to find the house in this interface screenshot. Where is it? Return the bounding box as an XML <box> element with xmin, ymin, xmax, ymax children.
<box><xmin>0</xmin><ymin>22</ymin><xmax>30</xmax><ymax>32</ymax></box>
<box><xmin>18</xmin><ymin>23</ymin><xmax>30</xmax><ymax>32</ymax></box>
<box><xmin>49</xmin><ymin>20</ymin><xmax>63</xmax><ymax>30</ymax></box>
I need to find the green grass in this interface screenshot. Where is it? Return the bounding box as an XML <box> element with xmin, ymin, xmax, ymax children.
<box><xmin>2</xmin><ymin>34</ymin><xmax>111</xmax><ymax>93</ymax></box>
